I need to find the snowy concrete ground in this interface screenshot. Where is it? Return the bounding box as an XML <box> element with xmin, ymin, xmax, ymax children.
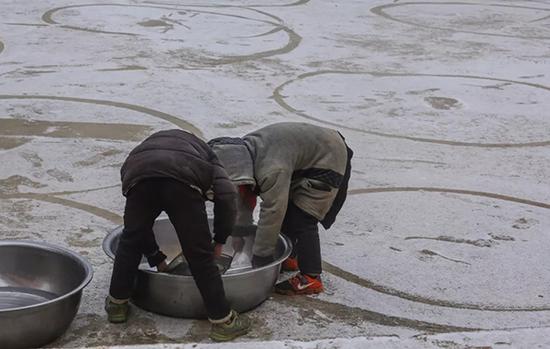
<box><xmin>0</xmin><ymin>0</ymin><xmax>549</xmax><ymax>347</ymax></box>
<box><xmin>85</xmin><ymin>327</ymin><xmax>550</xmax><ymax>348</ymax></box>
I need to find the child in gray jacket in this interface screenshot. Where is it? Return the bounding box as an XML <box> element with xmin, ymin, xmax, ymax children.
<box><xmin>209</xmin><ymin>122</ymin><xmax>353</xmax><ymax>295</ymax></box>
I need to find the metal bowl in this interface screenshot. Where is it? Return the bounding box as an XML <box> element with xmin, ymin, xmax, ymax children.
<box><xmin>0</xmin><ymin>241</ymin><xmax>93</xmax><ymax>349</ymax></box>
<box><xmin>103</xmin><ymin>218</ymin><xmax>291</xmax><ymax>318</ymax></box>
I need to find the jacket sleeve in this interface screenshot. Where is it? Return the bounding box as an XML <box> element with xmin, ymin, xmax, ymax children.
<box><xmin>211</xmin><ymin>156</ymin><xmax>238</xmax><ymax>244</ymax></box>
<box><xmin>253</xmin><ymin>170</ymin><xmax>291</xmax><ymax>257</ymax></box>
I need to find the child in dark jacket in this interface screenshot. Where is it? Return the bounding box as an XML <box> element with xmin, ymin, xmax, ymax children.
<box><xmin>105</xmin><ymin>129</ymin><xmax>250</xmax><ymax>342</ymax></box>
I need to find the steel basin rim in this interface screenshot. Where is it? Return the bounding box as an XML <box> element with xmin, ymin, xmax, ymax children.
<box><xmin>102</xmin><ymin>228</ymin><xmax>292</xmax><ymax>278</ymax></box>
<box><xmin>0</xmin><ymin>240</ymin><xmax>94</xmax><ymax>314</ymax></box>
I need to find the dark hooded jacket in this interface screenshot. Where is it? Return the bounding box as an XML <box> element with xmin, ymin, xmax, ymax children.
<box><xmin>121</xmin><ymin>129</ymin><xmax>237</xmax><ymax>243</ymax></box>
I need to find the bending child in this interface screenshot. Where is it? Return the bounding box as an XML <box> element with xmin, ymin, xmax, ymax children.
<box><xmin>105</xmin><ymin>129</ymin><xmax>251</xmax><ymax>342</ymax></box>
<box><xmin>209</xmin><ymin>122</ymin><xmax>353</xmax><ymax>295</ymax></box>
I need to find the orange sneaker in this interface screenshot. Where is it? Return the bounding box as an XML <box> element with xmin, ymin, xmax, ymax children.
<box><xmin>275</xmin><ymin>273</ymin><xmax>323</xmax><ymax>295</ymax></box>
<box><xmin>281</xmin><ymin>257</ymin><xmax>299</xmax><ymax>272</ymax></box>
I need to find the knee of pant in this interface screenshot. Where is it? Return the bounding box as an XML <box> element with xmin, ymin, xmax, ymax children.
<box><xmin>285</xmin><ymin>214</ymin><xmax>319</xmax><ymax>235</ymax></box>
<box><xmin>187</xmin><ymin>254</ymin><xmax>215</xmax><ymax>268</ymax></box>
<box><xmin>289</xmin><ymin>224</ymin><xmax>319</xmax><ymax>238</ymax></box>
<box><xmin>116</xmin><ymin>233</ymin><xmax>142</xmax><ymax>251</ymax></box>
<box><xmin>188</xmin><ymin>262</ymin><xmax>219</xmax><ymax>279</ymax></box>
<box><xmin>186</xmin><ymin>253</ymin><xmax>216</xmax><ymax>268</ymax></box>
<box><xmin>182</xmin><ymin>245</ymin><xmax>213</xmax><ymax>260</ymax></box>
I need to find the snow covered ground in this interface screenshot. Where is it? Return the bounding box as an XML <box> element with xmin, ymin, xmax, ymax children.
<box><xmin>87</xmin><ymin>327</ymin><xmax>550</xmax><ymax>348</ymax></box>
<box><xmin>0</xmin><ymin>0</ymin><xmax>549</xmax><ymax>347</ymax></box>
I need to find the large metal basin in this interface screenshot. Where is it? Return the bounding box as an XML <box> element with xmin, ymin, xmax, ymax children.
<box><xmin>103</xmin><ymin>218</ymin><xmax>291</xmax><ymax>318</ymax></box>
<box><xmin>0</xmin><ymin>241</ymin><xmax>93</xmax><ymax>349</ymax></box>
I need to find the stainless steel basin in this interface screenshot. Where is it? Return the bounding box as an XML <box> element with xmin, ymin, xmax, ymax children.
<box><xmin>103</xmin><ymin>218</ymin><xmax>291</xmax><ymax>318</ymax></box>
<box><xmin>0</xmin><ymin>241</ymin><xmax>93</xmax><ymax>349</ymax></box>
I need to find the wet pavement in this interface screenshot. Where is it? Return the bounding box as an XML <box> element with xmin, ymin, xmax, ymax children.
<box><xmin>0</xmin><ymin>0</ymin><xmax>549</xmax><ymax>347</ymax></box>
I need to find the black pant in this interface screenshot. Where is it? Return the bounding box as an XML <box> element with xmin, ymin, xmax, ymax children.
<box><xmin>109</xmin><ymin>178</ymin><xmax>230</xmax><ymax>320</ymax></box>
<box><xmin>281</xmin><ymin>202</ymin><xmax>322</xmax><ymax>275</ymax></box>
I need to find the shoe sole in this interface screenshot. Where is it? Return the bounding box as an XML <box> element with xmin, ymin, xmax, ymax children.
<box><xmin>105</xmin><ymin>307</ymin><xmax>128</xmax><ymax>324</ymax></box>
<box><xmin>275</xmin><ymin>287</ymin><xmax>324</xmax><ymax>296</ymax></box>
<box><xmin>105</xmin><ymin>308</ymin><xmax>128</xmax><ymax>324</ymax></box>
<box><xmin>107</xmin><ymin>315</ymin><xmax>128</xmax><ymax>324</ymax></box>
<box><xmin>209</xmin><ymin>328</ymin><xmax>250</xmax><ymax>342</ymax></box>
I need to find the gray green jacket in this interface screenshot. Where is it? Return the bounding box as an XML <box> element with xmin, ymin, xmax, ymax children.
<box><xmin>209</xmin><ymin>123</ymin><xmax>348</xmax><ymax>257</ymax></box>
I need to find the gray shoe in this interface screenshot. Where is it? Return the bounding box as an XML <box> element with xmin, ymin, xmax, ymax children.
<box><xmin>104</xmin><ymin>297</ymin><xmax>129</xmax><ymax>323</ymax></box>
<box><xmin>209</xmin><ymin>310</ymin><xmax>251</xmax><ymax>342</ymax></box>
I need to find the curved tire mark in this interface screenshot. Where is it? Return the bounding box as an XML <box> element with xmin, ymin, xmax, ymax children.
<box><xmin>45</xmin><ymin>184</ymin><xmax>121</xmax><ymax>197</ymax></box>
<box><xmin>217</xmin><ymin>26</ymin><xmax>301</xmax><ymax>64</ymax></box>
<box><xmin>267</xmin><ymin>0</ymin><xmax>310</xmax><ymax>7</ymax></box>
<box><xmin>41</xmin><ymin>3</ymin><xmax>301</xmax><ymax>64</ymax></box>
<box><xmin>273</xmin><ymin>294</ymin><xmax>481</xmax><ymax>333</ymax></box>
<box><xmin>143</xmin><ymin>0</ymin><xmax>311</xmax><ymax>8</ymax></box>
<box><xmin>236</xmin><ymin>26</ymin><xmax>283</xmax><ymax>39</ymax></box>
<box><xmin>42</xmin><ymin>4</ymin><xmax>138</xmax><ymax>36</ymax></box>
<box><xmin>349</xmin><ymin>187</ymin><xmax>550</xmax><ymax>210</ymax></box>
<box><xmin>273</xmin><ymin>70</ymin><xmax>550</xmax><ymax>148</ymax></box>
<box><xmin>371</xmin><ymin>2</ymin><xmax>550</xmax><ymax>40</ymax></box>
<box><xmin>0</xmin><ymin>118</ymin><xmax>153</xmax><ymax>141</ymax></box>
<box><xmin>531</xmin><ymin>13</ymin><xmax>550</xmax><ymax>22</ymax></box>
<box><xmin>322</xmin><ymin>187</ymin><xmax>550</xmax><ymax>312</ymax></box>
<box><xmin>0</xmin><ymin>95</ymin><xmax>202</xmax><ymax>137</ymax></box>
<box><xmin>0</xmin><ymin>137</ymin><xmax>31</xmax><ymax>150</ymax></box>
<box><xmin>2</xmin><ymin>192</ymin><xmax>122</xmax><ymax>225</ymax></box>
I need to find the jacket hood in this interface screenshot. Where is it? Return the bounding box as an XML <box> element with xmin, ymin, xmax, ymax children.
<box><xmin>208</xmin><ymin>137</ymin><xmax>256</xmax><ymax>187</ymax></box>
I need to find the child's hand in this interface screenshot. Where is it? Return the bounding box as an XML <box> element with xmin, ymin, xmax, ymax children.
<box><xmin>232</xmin><ymin>237</ymin><xmax>245</xmax><ymax>253</ymax></box>
<box><xmin>213</xmin><ymin>243</ymin><xmax>224</xmax><ymax>257</ymax></box>
<box><xmin>156</xmin><ymin>260</ymin><xmax>168</xmax><ymax>272</ymax></box>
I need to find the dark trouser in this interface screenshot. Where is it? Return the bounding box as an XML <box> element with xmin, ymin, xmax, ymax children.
<box><xmin>109</xmin><ymin>178</ymin><xmax>231</xmax><ymax>320</ymax></box>
<box><xmin>281</xmin><ymin>201</ymin><xmax>322</xmax><ymax>276</ymax></box>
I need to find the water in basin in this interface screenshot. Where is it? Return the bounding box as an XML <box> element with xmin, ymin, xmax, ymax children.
<box><xmin>0</xmin><ymin>287</ymin><xmax>58</xmax><ymax>310</ymax></box>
